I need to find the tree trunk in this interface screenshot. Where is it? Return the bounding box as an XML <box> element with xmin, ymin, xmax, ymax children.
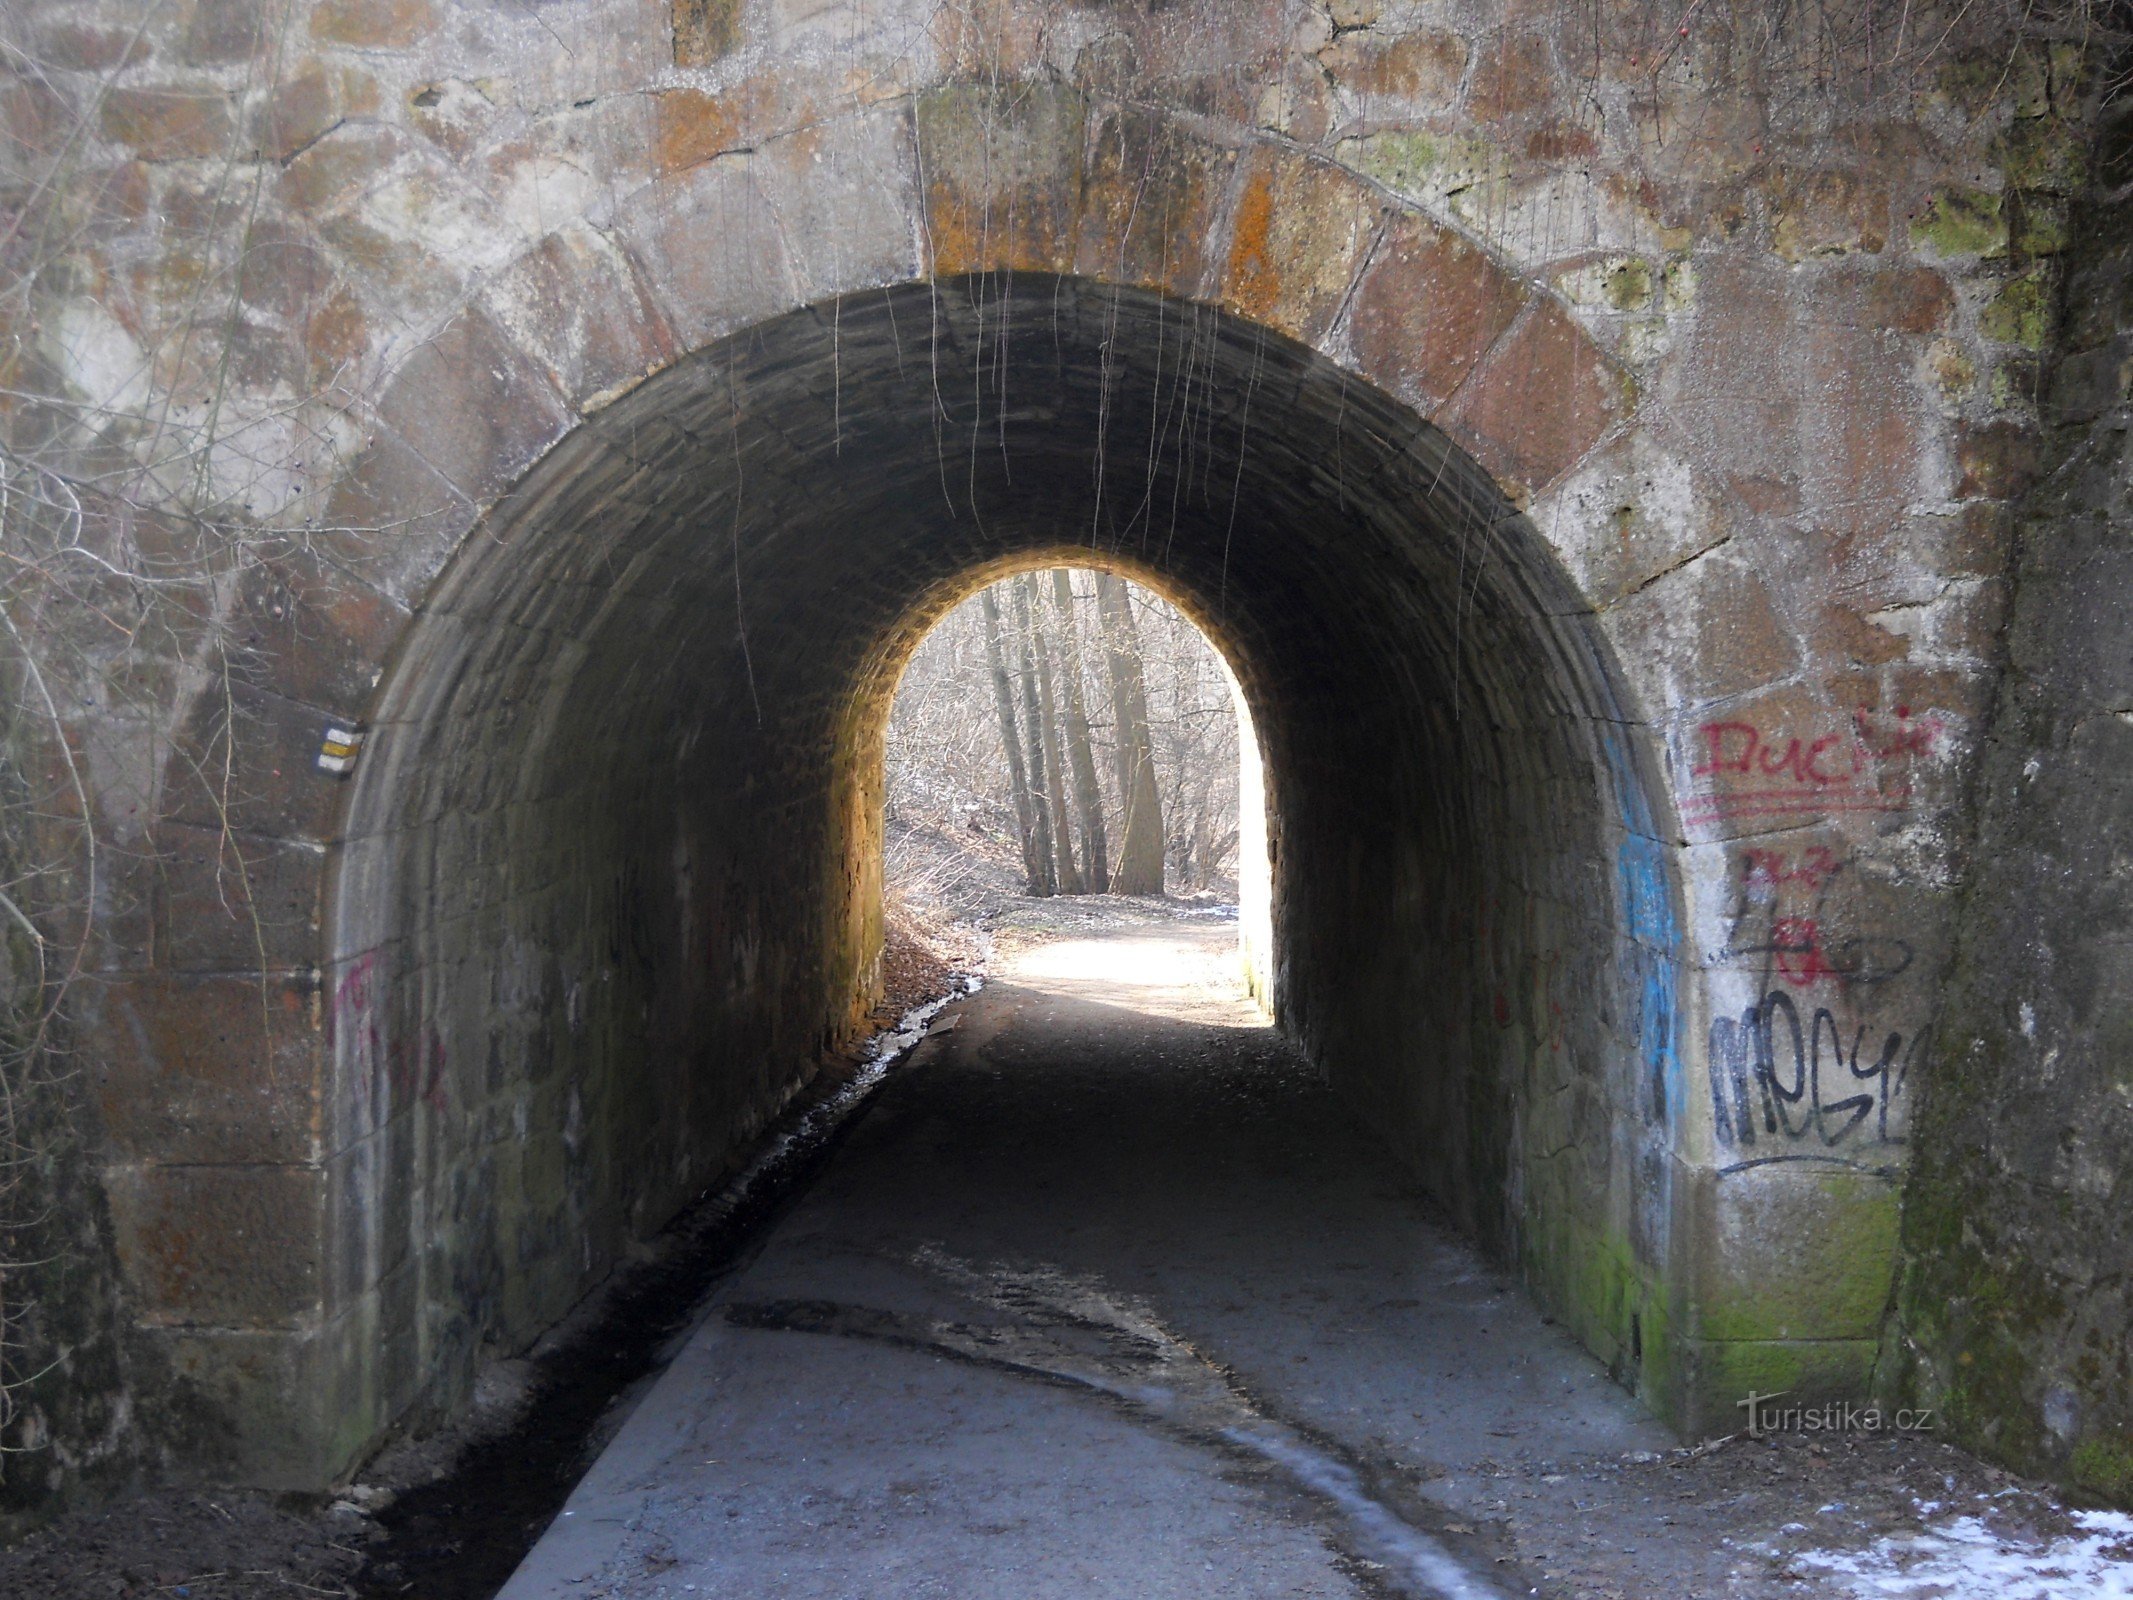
<box><xmin>980</xmin><ymin>586</ymin><xmax>1050</xmax><ymax>895</ymax></box>
<box><xmin>1095</xmin><ymin>572</ymin><xmax>1165</xmax><ymax>896</ymax></box>
<box><xmin>1048</xmin><ymin>569</ymin><xmax>1110</xmax><ymax>894</ymax></box>
<box><xmin>1015</xmin><ymin>576</ymin><xmax>1083</xmax><ymax>904</ymax></box>
<box><xmin>1016</xmin><ymin>577</ymin><xmax>1081</xmax><ymax>893</ymax></box>
<box><xmin>1008</xmin><ymin>582</ymin><xmax>1060</xmax><ymax>895</ymax></box>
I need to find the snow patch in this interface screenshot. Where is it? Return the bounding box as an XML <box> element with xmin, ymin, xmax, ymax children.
<box><xmin>1798</xmin><ymin>1510</ymin><xmax>2133</xmax><ymax>1598</ymax></box>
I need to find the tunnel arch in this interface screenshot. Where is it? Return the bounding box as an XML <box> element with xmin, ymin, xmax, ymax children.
<box><xmin>318</xmin><ymin>274</ymin><xmax>1688</xmax><ymax>1450</ymax></box>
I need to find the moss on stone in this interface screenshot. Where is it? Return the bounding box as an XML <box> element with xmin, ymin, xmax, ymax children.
<box><xmin>2070</xmin><ymin>1433</ymin><xmax>2133</xmax><ymax>1503</ymax></box>
<box><xmin>1914</xmin><ymin>189</ymin><xmax>2005</xmax><ymax>259</ymax></box>
<box><xmin>2000</xmin><ymin>117</ymin><xmax>2088</xmax><ymax>194</ymax></box>
<box><xmin>1980</xmin><ymin>271</ymin><xmax>2055</xmax><ymax>348</ymax></box>
<box><xmin>1603</xmin><ymin>258</ymin><xmax>1653</xmax><ymax>310</ymax></box>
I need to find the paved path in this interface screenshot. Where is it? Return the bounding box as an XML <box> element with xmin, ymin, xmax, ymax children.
<box><xmin>495</xmin><ymin>919</ymin><xmax>1668</xmax><ymax>1599</ymax></box>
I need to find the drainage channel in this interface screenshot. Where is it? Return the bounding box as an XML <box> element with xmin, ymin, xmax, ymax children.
<box><xmin>351</xmin><ymin>982</ymin><xmax>979</xmax><ymax>1599</ymax></box>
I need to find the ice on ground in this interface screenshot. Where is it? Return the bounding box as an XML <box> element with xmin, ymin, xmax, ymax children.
<box><xmin>1799</xmin><ymin>1509</ymin><xmax>2133</xmax><ymax>1598</ymax></box>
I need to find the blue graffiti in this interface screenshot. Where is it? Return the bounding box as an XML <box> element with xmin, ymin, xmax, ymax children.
<box><xmin>1606</xmin><ymin>729</ymin><xmax>1681</xmax><ymax>1125</ymax></box>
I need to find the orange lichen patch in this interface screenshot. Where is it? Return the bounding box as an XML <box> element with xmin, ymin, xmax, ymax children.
<box><xmin>655</xmin><ymin>85</ymin><xmax>762</xmax><ymax>176</ymax></box>
<box><xmin>1220</xmin><ymin>148</ymin><xmax>1380</xmax><ymax>343</ymax></box>
<box><xmin>1075</xmin><ymin>106</ymin><xmax>1234</xmax><ymax>297</ymax></box>
<box><xmin>917</xmin><ymin>83</ymin><xmax>1086</xmax><ymax>276</ymax></box>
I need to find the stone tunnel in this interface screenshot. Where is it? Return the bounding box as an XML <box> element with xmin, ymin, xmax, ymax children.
<box><xmin>3</xmin><ymin>0</ymin><xmax>2130</xmax><ymax>1524</ymax></box>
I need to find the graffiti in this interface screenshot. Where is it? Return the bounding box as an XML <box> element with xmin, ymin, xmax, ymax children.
<box><xmin>1741</xmin><ymin>845</ymin><xmax>1841</xmax><ymax>896</ymax></box>
<box><xmin>1727</xmin><ymin>915</ymin><xmax>1914</xmax><ymax>989</ymax></box>
<box><xmin>328</xmin><ymin>949</ymin><xmax>448</xmax><ymax>1116</ymax></box>
<box><xmin>1707</xmin><ymin>990</ymin><xmax>1923</xmax><ymax>1163</ymax></box>
<box><xmin>1683</xmin><ymin>706</ymin><xmax>1945</xmax><ymax>825</ymax></box>
<box><xmin>1721</xmin><ymin>846</ymin><xmax>1913</xmax><ymax>991</ymax></box>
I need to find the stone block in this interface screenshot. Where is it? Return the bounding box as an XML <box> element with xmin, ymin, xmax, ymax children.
<box><xmin>916</xmin><ymin>81</ymin><xmax>1087</xmax><ymax>276</ymax></box>
<box><xmin>1319</xmin><ymin>29</ymin><xmax>1469</xmax><ymax>109</ymax></box>
<box><xmin>148</xmin><ymin>822</ymin><xmax>326</xmax><ymax>971</ymax></box>
<box><xmin>1348</xmin><ymin>213</ymin><xmax>1527</xmax><ymax>415</ymax></box>
<box><xmin>1076</xmin><ymin>108</ymin><xmax>1235</xmax><ymax>298</ymax></box>
<box><xmin>652</xmin><ymin>83</ymin><xmax>765</xmax><ymax>177</ymax></box>
<box><xmin>1467</xmin><ymin>30</ymin><xmax>1558</xmax><ymax>126</ymax></box>
<box><xmin>1766</xmin><ymin>168</ymin><xmax>1891</xmax><ymax>261</ymax></box>
<box><xmin>1220</xmin><ymin>145</ymin><xmax>1381</xmax><ymax>346</ymax></box>
<box><xmin>481</xmin><ymin>225</ymin><xmax>679</xmax><ymax>411</ymax></box>
<box><xmin>100</xmin><ymin>85</ymin><xmax>236</xmax><ymax>162</ymax></box>
<box><xmin>309</xmin><ymin>0</ymin><xmax>436</xmax><ymax>49</ymax></box>
<box><xmin>224</xmin><ymin>541</ymin><xmax>410</xmax><ymax>712</ymax></box>
<box><xmin>1805</xmin><ymin>262</ymin><xmax>1954</xmax><ymax>335</ymax></box>
<box><xmin>1798</xmin><ymin>324</ymin><xmax>1928</xmax><ymax>527</ymax></box>
<box><xmin>131</xmin><ymin>1314</ymin><xmax>380</xmax><ymax>1487</ymax></box>
<box><xmin>278</xmin><ymin>122</ymin><xmax>407</xmax><ymax>216</ymax></box>
<box><xmin>613</xmin><ymin>160</ymin><xmax>802</xmax><ymax>350</ymax></box>
<box><xmin>252</xmin><ymin>65</ymin><xmax>341</xmax><ymax>163</ymax></box>
<box><xmin>34</xmin><ymin>18</ymin><xmax>147</xmax><ymax>71</ymax></box>
<box><xmin>83</xmin><ymin>970</ymin><xmax>322</xmax><ymax>1165</ymax></box>
<box><xmin>1440</xmin><ymin>297</ymin><xmax>1630</xmax><ymax>494</ymax></box>
<box><xmin>1955</xmin><ymin>419</ymin><xmax>2041</xmax><ymax>500</ymax></box>
<box><xmin>315</xmin><ymin>427</ymin><xmax>475</xmax><ymax>607</ymax></box>
<box><xmin>160</xmin><ymin>679</ymin><xmax>352</xmax><ymax>839</ymax></box>
<box><xmin>105</xmin><ymin>1163</ymin><xmax>324</xmax><ymax>1329</ymax></box>
<box><xmin>368</xmin><ymin>308</ymin><xmax>573</xmax><ymax>508</ymax></box>
<box><xmin>183</xmin><ymin>0</ymin><xmax>267</xmax><ymax>66</ymax></box>
<box><xmin>673</xmin><ymin>0</ymin><xmax>742</xmax><ymax>66</ymax></box>
<box><xmin>760</xmin><ymin>109</ymin><xmax>924</xmax><ymax>302</ymax></box>
<box><xmin>1530</xmin><ymin>428</ymin><xmax>1724</xmax><ymax>611</ymax></box>
<box><xmin>1684</xmin><ymin>1164</ymin><xmax>1903</xmax><ymax>1344</ymax></box>
<box><xmin>1670</xmin><ymin>677</ymin><xmax>1962</xmax><ymax>840</ymax></box>
<box><xmin>1676</xmin><ymin>1336</ymin><xmax>1883</xmax><ymax>1436</ymax></box>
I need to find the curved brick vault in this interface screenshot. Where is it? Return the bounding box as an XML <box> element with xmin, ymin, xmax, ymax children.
<box><xmin>45</xmin><ymin>40</ymin><xmax>2013</xmax><ymax>1486</ymax></box>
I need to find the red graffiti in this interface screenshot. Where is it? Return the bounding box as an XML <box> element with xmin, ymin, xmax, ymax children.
<box><xmin>1742</xmin><ymin>846</ymin><xmax>1842</xmax><ymax>896</ymax></box>
<box><xmin>1686</xmin><ymin>707</ymin><xmax>1944</xmax><ymax>825</ymax></box>
<box><xmin>328</xmin><ymin>951</ymin><xmax>446</xmax><ymax>1115</ymax></box>
<box><xmin>1770</xmin><ymin>917</ymin><xmax>1837</xmax><ymax>987</ymax></box>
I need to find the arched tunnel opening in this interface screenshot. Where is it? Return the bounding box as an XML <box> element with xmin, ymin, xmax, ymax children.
<box><xmin>326</xmin><ymin>274</ymin><xmax>1680</xmax><ymax>1451</ymax></box>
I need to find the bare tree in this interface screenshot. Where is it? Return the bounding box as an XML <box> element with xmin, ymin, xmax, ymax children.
<box><xmin>978</xmin><ymin>586</ymin><xmax>1048</xmax><ymax>895</ymax></box>
<box><xmin>1094</xmin><ymin>573</ymin><xmax>1165</xmax><ymax>897</ymax></box>
<box><xmin>1049</xmin><ymin>569</ymin><xmax>1110</xmax><ymax>895</ymax></box>
<box><xmin>1021</xmin><ymin>575</ymin><xmax>1084</xmax><ymax>895</ymax></box>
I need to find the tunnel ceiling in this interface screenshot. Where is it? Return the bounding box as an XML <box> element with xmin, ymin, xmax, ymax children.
<box><xmin>371</xmin><ymin>275</ymin><xmax>1637</xmax><ymax>834</ymax></box>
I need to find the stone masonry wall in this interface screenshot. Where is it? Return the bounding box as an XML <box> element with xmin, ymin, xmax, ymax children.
<box><xmin>1890</xmin><ymin>90</ymin><xmax>2133</xmax><ymax>1504</ymax></box>
<box><xmin>0</xmin><ymin>0</ymin><xmax>2103</xmax><ymax>1495</ymax></box>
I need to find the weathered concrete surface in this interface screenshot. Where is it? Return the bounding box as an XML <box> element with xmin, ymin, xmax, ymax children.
<box><xmin>496</xmin><ymin>920</ymin><xmax>1670</xmax><ymax>1600</ymax></box>
<box><xmin>1890</xmin><ymin>98</ymin><xmax>2133</xmax><ymax>1500</ymax></box>
<box><xmin>0</xmin><ymin>0</ymin><xmax>2107</xmax><ymax>1499</ymax></box>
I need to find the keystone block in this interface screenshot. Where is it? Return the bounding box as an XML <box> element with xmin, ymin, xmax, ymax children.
<box><xmin>917</xmin><ymin>82</ymin><xmax>1088</xmax><ymax>277</ymax></box>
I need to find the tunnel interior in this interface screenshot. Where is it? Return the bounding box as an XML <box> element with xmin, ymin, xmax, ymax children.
<box><xmin>326</xmin><ymin>276</ymin><xmax>1682</xmax><ymax>1439</ymax></box>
